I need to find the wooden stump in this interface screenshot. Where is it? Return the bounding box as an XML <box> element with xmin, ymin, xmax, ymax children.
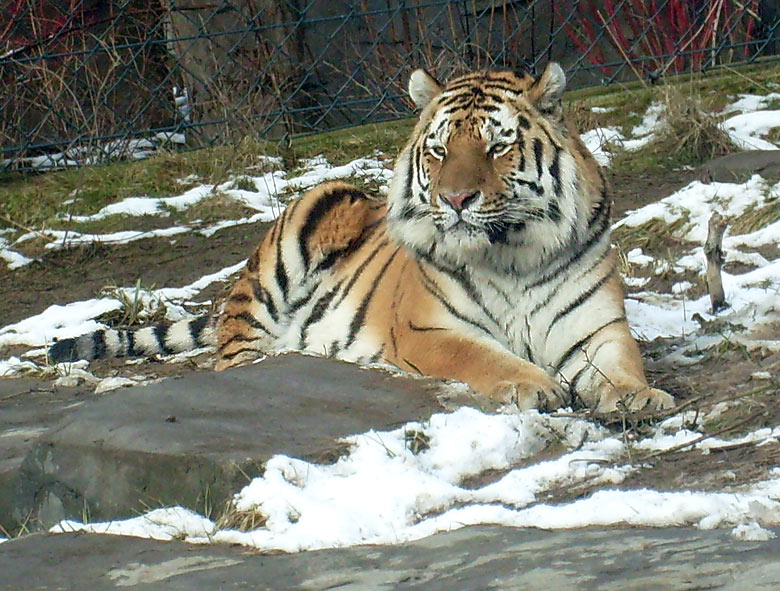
<box><xmin>704</xmin><ymin>212</ymin><xmax>727</xmax><ymax>313</ymax></box>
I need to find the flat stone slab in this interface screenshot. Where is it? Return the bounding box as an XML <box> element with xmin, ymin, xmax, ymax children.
<box><xmin>6</xmin><ymin>355</ymin><xmax>441</xmax><ymax>531</ymax></box>
<box><xmin>697</xmin><ymin>150</ymin><xmax>780</xmax><ymax>183</ymax></box>
<box><xmin>1</xmin><ymin>525</ymin><xmax>778</xmax><ymax>590</ymax></box>
<box><xmin>0</xmin><ymin>377</ymin><xmax>95</xmax><ymax>534</ymax></box>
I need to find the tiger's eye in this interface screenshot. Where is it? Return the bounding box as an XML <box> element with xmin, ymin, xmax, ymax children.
<box><xmin>427</xmin><ymin>145</ymin><xmax>446</xmax><ymax>160</ymax></box>
<box><xmin>488</xmin><ymin>143</ymin><xmax>512</xmax><ymax>158</ymax></box>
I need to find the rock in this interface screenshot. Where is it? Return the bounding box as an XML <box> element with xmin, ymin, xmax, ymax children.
<box><xmin>0</xmin><ymin>378</ymin><xmax>96</xmax><ymax>535</ymax></box>
<box><xmin>1</xmin><ymin>525</ymin><xmax>778</xmax><ymax>590</ymax></box>
<box><xmin>697</xmin><ymin>150</ymin><xmax>780</xmax><ymax>183</ymax></box>
<box><xmin>8</xmin><ymin>354</ymin><xmax>441</xmax><ymax>530</ymax></box>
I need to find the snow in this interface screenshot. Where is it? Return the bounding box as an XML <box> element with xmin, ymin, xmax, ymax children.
<box><xmin>0</xmin><ymin>299</ymin><xmax>123</xmax><ymax>349</ymax></box>
<box><xmin>626</xmin><ymin>247</ymin><xmax>654</xmax><ymax>266</ymax></box>
<box><xmin>3</xmin><ymin>133</ymin><xmax>189</xmax><ymax>171</ymax></box>
<box><xmin>722</xmin><ymin>92</ymin><xmax>780</xmax><ymax>114</ymax></box>
<box><xmin>631</xmin><ymin>102</ymin><xmax>665</xmax><ymax>138</ymax></box>
<box><xmin>578</xmin><ymin>102</ymin><xmax>665</xmax><ymax>165</ymax></box>
<box><xmin>581</xmin><ymin>92</ymin><xmax>780</xmax><ymax>165</ymax></box>
<box><xmin>53</xmin><ymin>507</ymin><xmax>215</xmax><ymax>542</ymax></box>
<box><xmin>580</xmin><ymin>127</ymin><xmax>624</xmax><ymax>166</ymax></box>
<box><xmin>49</xmin><ymin>408</ymin><xmax>780</xmax><ymax>551</ymax></box>
<box><xmin>0</xmin><ymin>245</ymin><xmax>33</xmax><ymax>269</ymax></box>
<box><xmin>720</xmin><ymin>110</ymin><xmax>780</xmax><ymax>151</ymax></box>
<box><xmin>615</xmin><ymin>175</ymin><xmax>774</xmax><ymax>241</ymax></box>
<box><xmin>614</xmin><ymin>173</ymin><xmax>780</xmax><ymax>346</ymax></box>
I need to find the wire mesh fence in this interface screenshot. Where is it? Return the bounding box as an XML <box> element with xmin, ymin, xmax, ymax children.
<box><xmin>2</xmin><ymin>0</ymin><xmax>779</xmax><ymax>172</ymax></box>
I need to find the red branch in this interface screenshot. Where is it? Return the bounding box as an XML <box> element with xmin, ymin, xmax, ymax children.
<box><xmin>556</xmin><ymin>0</ymin><xmax>761</xmax><ymax>79</ymax></box>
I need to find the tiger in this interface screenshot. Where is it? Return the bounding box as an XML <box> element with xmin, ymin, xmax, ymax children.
<box><xmin>48</xmin><ymin>62</ymin><xmax>674</xmax><ymax>413</ymax></box>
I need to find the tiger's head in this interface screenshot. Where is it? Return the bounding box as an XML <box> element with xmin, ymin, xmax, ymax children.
<box><xmin>387</xmin><ymin>63</ymin><xmax>605</xmax><ymax>272</ymax></box>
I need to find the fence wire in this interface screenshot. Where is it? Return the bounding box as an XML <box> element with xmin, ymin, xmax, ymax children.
<box><xmin>2</xmin><ymin>0</ymin><xmax>779</xmax><ymax>172</ymax></box>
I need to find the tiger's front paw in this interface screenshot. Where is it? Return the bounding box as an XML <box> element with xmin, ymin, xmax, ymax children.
<box><xmin>488</xmin><ymin>372</ymin><xmax>569</xmax><ymax>411</ymax></box>
<box><xmin>594</xmin><ymin>380</ymin><xmax>674</xmax><ymax>413</ymax></box>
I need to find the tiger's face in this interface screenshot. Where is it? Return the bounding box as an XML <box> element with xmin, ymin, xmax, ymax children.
<box><xmin>388</xmin><ymin>63</ymin><xmax>600</xmax><ymax>271</ymax></box>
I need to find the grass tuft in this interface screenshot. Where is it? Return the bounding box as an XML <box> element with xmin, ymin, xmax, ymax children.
<box><xmin>613</xmin><ymin>217</ymin><xmax>687</xmax><ymax>254</ymax></box>
<box><xmin>731</xmin><ymin>198</ymin><xmax>780</xmax><ymax>235</ymax></box>
<box><xmin>97</xmin><ymin>279</ymin><xmax>166</xmax><ymax>328</ymax></box>
<box><xmin>216</xmin><ymin>505</ymin><xmax>269</xmax><ymax>532</ymax></box>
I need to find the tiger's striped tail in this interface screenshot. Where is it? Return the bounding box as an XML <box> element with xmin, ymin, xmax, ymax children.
<box><xmin>47</xmin><ymin>315</ymin><xmax>216</xmax><ymax>364</ymax></box>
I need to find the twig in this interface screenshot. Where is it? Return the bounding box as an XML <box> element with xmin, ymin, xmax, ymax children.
<box><xmin>639</xmin><ymin>408</ymin><xmax>766</xmax><ymax>460</ymax></box>
<box><xmin>0</xmin><ymin>213</ymin><xmax>48</xmax><ymax>240</ymax></box>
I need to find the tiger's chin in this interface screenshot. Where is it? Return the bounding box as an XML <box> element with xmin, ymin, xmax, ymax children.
<box><xmin>435</xmin><ymin>220</ymin><xmax>491</xmax><ymax>250</ymax></box>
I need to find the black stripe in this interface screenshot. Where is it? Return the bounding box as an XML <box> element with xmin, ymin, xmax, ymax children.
<box><xmin>222</xmin><ymin>311</ymin><xmax>274</xmax><ymax>337</ymax></box>
<box><xmin>287</xmin><ymin>287</ymin><xmax>318</xmax><ymax>316</ymax></box>
<box><xmin>228</xmin><ymin>293</ymin><xmax>252</xmax><ymax>303</ymax></box>
<box><xmin>530</xmin><ymin>246</ymin><xmax>611</xmax><ymax>317</ymax></box>
<box><xmin>523</xmin><ymin>342</ymin><xmax>535</xmax><ymax>364</ymax></box>
<box><xmin>570</xmin><ymin>339</ymin><xmax>611</xmax><ymax>391</ymax></box>
<box><xmin>246</xmin><ymin>248</ymin><xmax>260</xmax><ymax>273</ymax></box>
<box><xmin>327</xmin><ymin>340</ymin><xmax>341</xmax><ymax>357</ymax></box>
<box><xmin>554</xmin><ymin>316</ymin><xmax>626</xmax><ymax>372</ymax></box>
<box><xmin>589</xmin><ymin>186</ymin><xmax>612</xmax><ymax>228</ymax></box>
<box><xmin>153</xmin><ymin>325</ymin><xmax>175</xmax><ymax>355</ymax></box>
<box><xmin>368</xmin><ymin>348</ymin><xmax>384</xmax><ymax>364</ymax></box>
<box><xmin>548</xmin><ymin>146</ymin><xmax>562</xmax><ymax>221</ymax></box>
<box><xmin>545</xmin><ymin>268</ymin><xmax>616</xmax><ymax>339</ymax></box>
<box><xmin>220</xmin><ymin>334</ymin><xmax>260</xmax><ymax>348</ymax></box>
<box><xmin>127</xmin><ymin>330</ymin><xmax>137</xmax><ymax>357</ymax></box>
<box><xmin>526</xmin><ymin>212</ymin><xmax>610</xmax><ymax>291</ymax></box>
<box><xmin>547</xmin><ymin>199</ymin><xmax>562</xmax><ymax>222</ymax></box>
<box><xmin>298</xmin><ymin>187</ymin><xmax>363</xmax><ymax>271</ymax></box>
<box><xmin>188</xmin><ymin>315</ymin><xmax>210</xmax><ymax>347</ymax></box>
<box><xmin>417</xmin><ymin>265</ymin><xmax>494</xmax><ymax>338</ymax></box>
<box><xmin>299</xmin><ymin>280</ymin><xmax>345</xmax><ymax>347</ymax></box>
<box><xmin>389</xmin><ymin>325</ymin><xmax>398</xmax><ymax>357</ymax></box>
<box><xmin>274</xmin><ymin>206</ymin><xmax>290</xmax><ymax>303</ymax></box>
<box><xmin>334</xmin><ymin>238</ymin><xmax>389</xmax><ymax>308</ymax></box>
<box><xmin>516</xmin><ymin>179</ymin><xmax>544</xmax><ymax>195</ymax></box>
<box><xmin>408</xmin><ymin>321</ymin><xmax>447</xmax><ymax>332</ymax></box>
<box><xmin>533</xmin><ymin>138</ymin><xmax>543</xmax><ymax>178</ymax></box>
<box><xmin>249</xmin><ymin>278</ymin><xmax>279</xmax><ymax>323</ymax></box>
<box><xmin>517</xmin><ymin>115</ymin><xmax>531</xmax><ymax>130</ymax></box>
<box><xmin>550</xmin><ymin>145</ymin><xmax>562</xmax><ymax>194</ymax></box>
<box><xmin>416</xmin><ymin>249</ymin><xmax>500</xmax><ymax>328</ymax></box>
<box><xmin>345</xmin><ymin>248</ymin><xmax>400</xmax><ymax>348</ymax></box>
<box><xmin>313</xmin><ymin>219</ymin><xmax>382</xmax><ymax>274</ymax></box>
<box><xmin>92</xmin><ymin>330</ymin><xmax>107</xmax><ymax>359</ymax></box>
<box><xmin>220</xmin><ymin>346</ymin><xmax>260</xmax><ymax>361</ymax></box>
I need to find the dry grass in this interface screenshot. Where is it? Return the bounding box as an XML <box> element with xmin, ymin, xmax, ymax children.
<box><xmin>610</xmin><ymin>83</ymin><xmax>738</xmax><ymax>174</ymax></box>
<box><xmin>216</xmin><ymin>505</ymin><xmax>269</xmax><ymax>532</ymax></box>
<box><xmin>653</xmin><ymin>85</ymin><xmax>736</xmax><ymax>166</ymax></box>
<box><xmin>731</xmin><ymin>198</ymin><xmax>780</xmax><ymax>235</ymax></box>
<box><xmin>97</xmin><ymin>279</ymin><xmax>167</xmax><ymax>328</ymax></box>
<box><xmin>612</xmin><ymin>217</ymin><xmax>687</xmax><ymax>254</ymax></box>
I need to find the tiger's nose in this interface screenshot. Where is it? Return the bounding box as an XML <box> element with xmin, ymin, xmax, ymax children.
<box><xmin>440</xmin><ymin>191</ymin><xmax>479</xmax><ymax>211</ymax></box>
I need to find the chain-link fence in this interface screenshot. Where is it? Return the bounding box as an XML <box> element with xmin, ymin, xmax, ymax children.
<box><xmin>2</xmin><ymin>0</ymin><xmax>779</xmax><ymax>172</ymax></box>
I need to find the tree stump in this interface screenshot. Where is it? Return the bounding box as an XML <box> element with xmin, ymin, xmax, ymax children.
<box><xmin>704</xmin><ymin>212</ymin><xmax>727</xmax><ymax>313</ymax></box>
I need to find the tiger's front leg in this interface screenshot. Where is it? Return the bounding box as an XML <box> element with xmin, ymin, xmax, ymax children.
<box><xmin>563</xmin><ymin>320</ymin><xmax>674</xmax><ymax>412</ymax></box>
<box><xmin>391</xmin><ymin>329</ymin><xmax>568</xmax><ymax>410</ymax></box>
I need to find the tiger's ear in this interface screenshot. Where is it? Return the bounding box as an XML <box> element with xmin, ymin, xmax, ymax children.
<box><xmin>529</xmin><ymin>62</ymin><xmax>566</xmax><ymax>118</ymax></box>
<box><xmin>409</xmin><ymin>69</ymin><xmax>442</xmax><ymax>109</ymax></box>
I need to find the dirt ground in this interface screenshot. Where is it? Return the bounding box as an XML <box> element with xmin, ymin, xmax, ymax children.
<box><xmin>1</xmin><ymin>164</ymin><xmax>778</xmax><ymax>497</ymax></box>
